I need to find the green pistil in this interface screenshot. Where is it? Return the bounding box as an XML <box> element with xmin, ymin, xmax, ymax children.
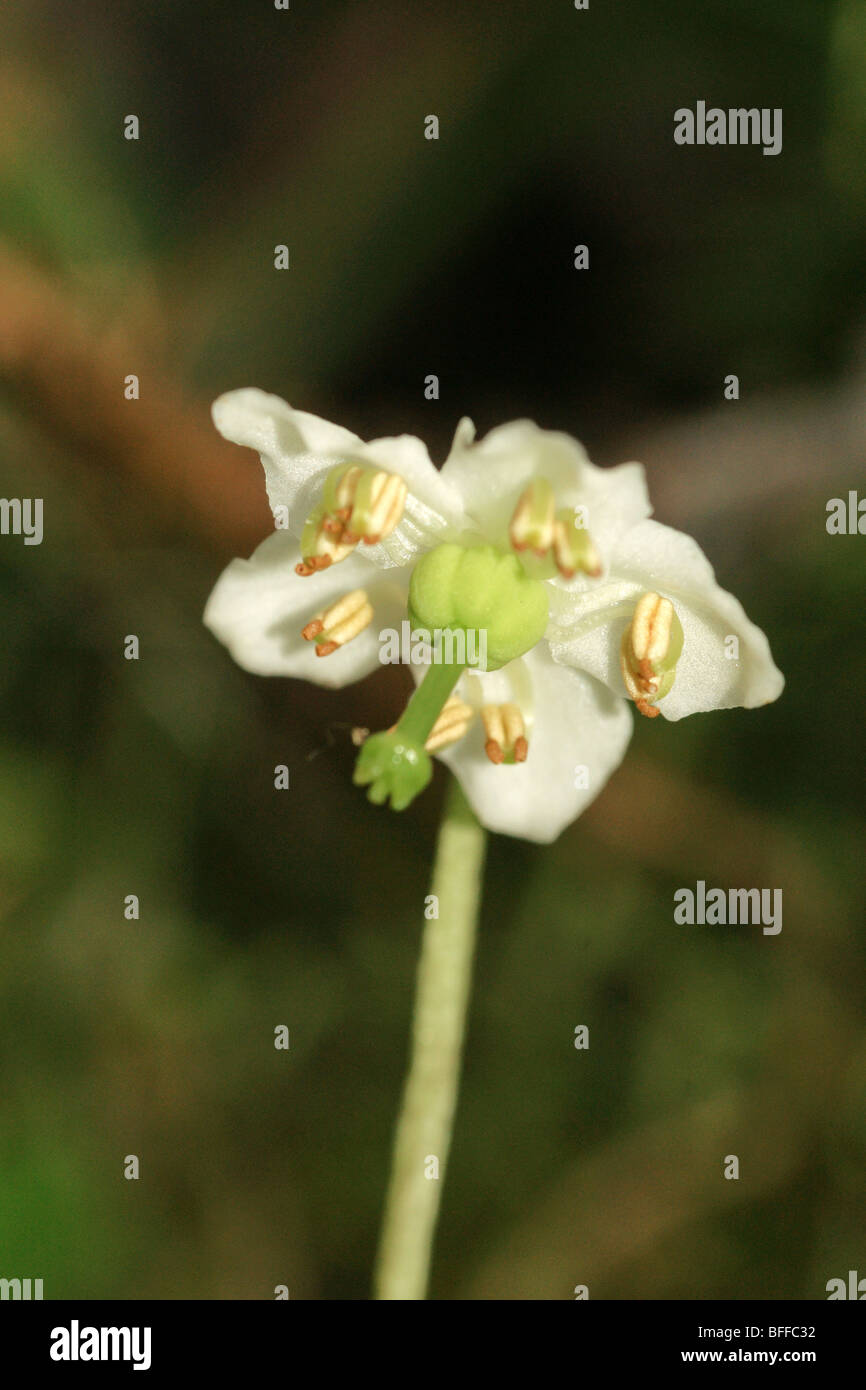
<box><xmin>398</xmin><ymin>660</ymin><xmax>465</xmax><ymax>745</ymax></box>
<box><xmin>354</xmin><ymin>539</ymin><xmax>551</xmax><ymax>812</ymax></box>
<box><xmin>353</xmin><ymin>661</ymin><xmax>466</xmax><ymax>812</ymax></box>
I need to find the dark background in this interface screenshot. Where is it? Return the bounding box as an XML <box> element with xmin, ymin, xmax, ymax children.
<box><xmin>0</xmin><ymin>0</ymin><xmax>864</xmax><ymax>1298</ymax></box>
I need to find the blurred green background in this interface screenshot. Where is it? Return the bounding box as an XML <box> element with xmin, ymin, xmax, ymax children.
<box><xmin>1</xmin><ymin>0</ymin><xmax>865</xmax><ymax>1299</ymax></box>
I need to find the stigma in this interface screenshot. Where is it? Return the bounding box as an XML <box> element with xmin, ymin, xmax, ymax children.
<box><xmin>296</xmin><ymin>464</ymin><xmax>407</xmax><ymax>576</ymax></box>
<box><xmin>509</xmin><ymin>479</ymin><xmax>601</xmax><ymax>580</ymax></box>
<box><xmin>302</xmin><ymin>589</ymin><xmax>373</xmax><ymax>657</ymax></box>
<box><xmin>620</xmin><ymin>591</ymin><xmax>684</xmax><ymax>717</ymax></box>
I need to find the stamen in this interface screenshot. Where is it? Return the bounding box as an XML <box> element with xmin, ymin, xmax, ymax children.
<box><xmin>333</xmin><ymin>468</ymin><xmax>363</xmax><ymax>510</ymax></box>
<box><xmin>552</xmin><ymin>513</ymin><xmax>601</xmax><ymax>580</ymax></box>
<box><xmin>509</xmin><ymin>479</ymin><xmax>555</xmax><ymax>554</ymax></box>
<box><xmin>631</xmin><ymin>591</ymin><xmax>675</xmax><ymax>668</ymax></box>
<box><xmin>481</xmin><ymin>702</ymin><xmax>529</xmax><ymax>765</ymax></box>
<box><xmin>301</xmin><ymin>589</ymin><xmax>373</xmax><ymax>657</ymax></box>
<box><xmin>501</xmin><ymin>703</ymin><xmax>524</xmax><ymax>747</ymax></box>
<box><xmin>365</xmin><ymin>473</ymin><xmax>408</xmax><ymax>545</ymax></box>
<box><xmin>425</xmin><ymin>696</ymin><xmax>474</xmax><ymax>752</ymax></box>
<box><xmin>295</xmin><ymin>554</ymin><xmax>333</xmax><ymax>578</ymax></box>
<box><xmin>297</xmin><ymin>463</ymin><xmax>408</xmax><ymax>575</ymax></box>
<box><xmin>508</xmin><ymin>480</ymin><xmax>601</xmax><ymax>579</ymax></box>
<box><xmin>620</xmin><ymin>591</ymin><xmax>684</xmax><ymax>717</ymax></box>
<box><xmin>635</xmin><ymin>699</ymin><xmax>661</xmax><ymax>720</ymax></box>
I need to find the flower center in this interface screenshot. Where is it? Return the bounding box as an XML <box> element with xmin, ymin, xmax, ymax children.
<box><xmin>353</xmin><ymin>541</ymin><xmax>548</xmax><ymax>809</ymax></box>
<box><xmin>408</xmin><ymin>541</ymin><xmax>550</xmax><ymax>671</ymax></box>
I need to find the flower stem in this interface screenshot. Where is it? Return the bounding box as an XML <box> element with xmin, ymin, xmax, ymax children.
<box><xmin>374</xmin><ymin>774</ymin><xmax>487</xmax><ymax>1300</ymax></box>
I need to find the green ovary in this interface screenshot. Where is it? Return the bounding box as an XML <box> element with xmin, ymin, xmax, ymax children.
<box><xmin>408</xmin><ymin>542</ymin><xmax>550</xmax><ymax>669</ymax></box>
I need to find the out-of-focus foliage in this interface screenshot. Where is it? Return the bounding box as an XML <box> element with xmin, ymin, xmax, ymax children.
<box><xmin>0</xmin><ymin>0</ymin><xmax>864</xmax><ymax>1298</ymax></box>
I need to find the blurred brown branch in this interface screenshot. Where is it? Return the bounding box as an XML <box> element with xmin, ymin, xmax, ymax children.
<box><xmin>4</xmin><ymin>238</ymin><xmax>863</xmax><ymax>571</ymax></box>
<box><xmin>0</xmin><ymin>245</ymin><xmax>269</xmax><ymax>556</ymax></box>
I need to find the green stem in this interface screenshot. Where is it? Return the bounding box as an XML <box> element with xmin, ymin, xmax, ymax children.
<box><xmin>374</xmin><ymin>774</ymin><xmax>487</xmax><ymax>1300</ymax></box>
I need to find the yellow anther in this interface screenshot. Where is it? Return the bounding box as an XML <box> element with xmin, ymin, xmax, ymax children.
<box><xmin>631</xmin><ymin>591</ymin><xmax>675</xmax><ymax>668</ymax></box>
<box><xmin>302</xmin><ymin>589</ymin><xmax>373</xmax><ymax>657</ymax></box>
<box><xmin>552</xmin><ymin>516</ymin><xmax>601</xmax><ymax>580</ymax></box>
<box><xmin>295</xmin><ymin>530</ymin><xmax>354</xmax><ymax>577</ymax></box>
<box><xmin>508</xmin><ymin>480</ymin><xmax>600</xmax><ymax>579</ymax></box>
<box><xmin>620</xmin><ymin>591</ymin><xmax>684</xmax><ymax>718</ymax></box>
<box><xmin>334</xmin><ymin>465</ymin><xmax>364</xmax><ymax>510</ymax></box>
<box><xmin>509</xmin><ymin>479</ymin><xmax>555</xmax><ymax>555</ymax></box>
<box><xmin>296</xmin><ymin>465</ymin><xmax>408</xmax><ymax>576</ymax></box>
<box><xmin>481</xmin><ymin>702</ymin><xmax>528</xmax><ymax>764</ymax></box>
<box><xmin>353</xmin><ymin>472</ymin><xmax>408</xmax><ymax>546</ymax></box>
<box><xmin>424</xmin><ymin>696</ymin><xmax>474</xmax><ymax>752</ymax></box>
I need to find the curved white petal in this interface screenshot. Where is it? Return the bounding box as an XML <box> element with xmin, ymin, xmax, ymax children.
<box><xmin>204</xmin><ymin>530</ymin><xmax>411</xmax><ymax>689</ymax></box>
<box><xmin>212</xmin><ymin>389</ymin><xmax>464</xmax><ymax>567</ymax></box>
<box><xmin>547</xmin><ymin>519</ymin><xmax>785</xmax><ymax>720</ymax></box>
<box><xmin>440</xmin><ymin>417</ymin><xmax>652</xmax><ymax>574</ymax></box>
<box><xmin>434</xmin><ymin>645</ymin><xmax>633</xmax><ymax>843</ymax></box>
<box><xmin>212</xmin><ymin>388</ymin><xmax>361</xmax><ymax>532</ymax></box>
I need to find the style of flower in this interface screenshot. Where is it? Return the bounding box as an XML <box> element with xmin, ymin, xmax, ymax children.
<box><xmin>204</xmin><ymin>389</ymin><xmax>784</xmax><ymax>842</ymax></box>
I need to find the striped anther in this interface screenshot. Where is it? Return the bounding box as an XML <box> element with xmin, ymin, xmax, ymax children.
<box><xmin>552</xmin><ymin>514</ymin><xmax>601</xmax><ymax>580</ymax></box>
<box><xmin>296</xmin><ymin>464</ymin><xmax>408</xmax><ymax>576</ymax></box>
<box><xmin>301</xmin><ymin>589</ymin><xmax>373</xmax><ymax>657</ymax></box>
<box><xmin>509</xmin><ymin>479</ymin><xmax>555</xmax><ymax>555</ymax></box>
<box><xmin>509</xmin><ymin>480</ymin><xmax>601</xmax><ymax>579</ymax></box>
<box><xmin>481</xmin><ymin>702</ymin><xmax>529</xmax><ymax>764</ymax></box>
<box><xmin>424</xmin><ymin>696</ymin><xmax>474</xmax><ymax>752</ymax></box>
<box><xmin>620</xmin><ymin>591</ymin><xmax>683</xmax><ymax>717</ymax></box>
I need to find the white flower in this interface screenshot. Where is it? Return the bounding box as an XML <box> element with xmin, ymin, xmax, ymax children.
<box><xmin>204</xmin><ymin>389</ymin><xmax>784</xmax><ymax>842</ymax></box>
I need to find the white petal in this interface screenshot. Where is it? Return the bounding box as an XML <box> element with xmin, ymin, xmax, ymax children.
<box><xmin>435</xmin><ymin>645</ymin><xmax>633</xmax><ymax>843</ymax></box>
<box><xmin>440</xmin><ymin>417</ymin><xmax>652</xmax><ymax>570</ymax></box>
<box><xmin>547</xmin><ymin>519</ymin><xmax>785</xmax><ymax>720</ymax></box>
<box><xmin>212</xmin><ymin>389</ymin><xmax>463</xmax><ymax>567</ymax></box>
<box><xmin>203</xmin><ymin>530</ymin><xmax>411</xmax><ymax>689</ymax></box>
<box><xmin>212</xmin><ymin>388</ymin><xmax>361</xmax><ymax>532</ymax></box>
